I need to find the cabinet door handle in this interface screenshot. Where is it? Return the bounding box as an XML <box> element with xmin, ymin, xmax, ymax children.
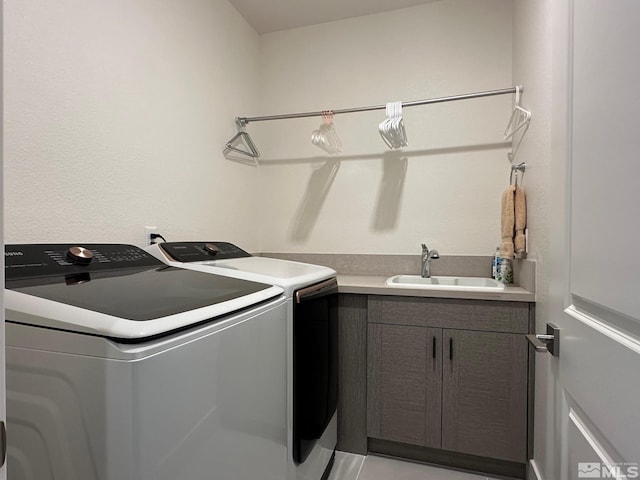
<box><xmin>432</xmin><ymin>336</ymin><xmax>436</xmax><ymax>359</ymax></box>
<box><xmin>449</xmin><ymin>337</ymin><xmax>453</xmax><ymax>361</ymax></box>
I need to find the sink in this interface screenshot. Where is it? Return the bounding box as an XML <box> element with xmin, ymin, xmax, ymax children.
<box><xmin>386</xmin><ymin>275</ymin><xmax>505</xmax><ymax>292</ymax></box>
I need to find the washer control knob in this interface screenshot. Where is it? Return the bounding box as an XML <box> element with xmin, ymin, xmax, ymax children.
<box><xmin>66</xmin><ymin>246</ymin><xmax>94</xmax><ymax>265</ymax></box>
<box><xmin>203</xmin><ymin>243</ymin><xmax>219</xmax><ymax>255</ymax></box>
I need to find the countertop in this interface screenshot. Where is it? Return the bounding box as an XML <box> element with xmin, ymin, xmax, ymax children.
<box><xmin>337</xmin><ymin>274</ymin><xmax>535</xmax><ymax>302</ymax></box>
<box><xmin>259</xmin><ymin>252</ymin><xmax>536</xmax><ymax>302</ymax></box>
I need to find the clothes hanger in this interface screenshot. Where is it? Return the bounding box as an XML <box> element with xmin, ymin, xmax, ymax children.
<box><xmin>504</xmin><ymin>87</ymin><xmax>532</xmax><ymax>141</ymax></box>
<box><xmin>224</xmin><ymin>119</ymin><xmax>261</xmax><ymax>160</ymax></box>
<box><xmin>312</xmin><ymin>111</ymin><xmax>342</xmax><ymax>155</ymax></box>
<box><xmin>379</xmin><ymin>101</ymin><xmax>407</xmax><ymax>149</ymax></box>
<box><xmin>504</xmin><ymin>87</ymin><xmax>531</xmax><ymax>162</ymax></box>
<box><xmin>505</xmin><ymin>106</ymin><xmax>531</xmax><ymax>141</ymax></box>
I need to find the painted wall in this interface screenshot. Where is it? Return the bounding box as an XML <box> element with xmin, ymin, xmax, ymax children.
<box><xmin>3</xmin><ymin>0</ymin><xmax>262</xmax><ymax>250</ymax></box>
<box><xmin>0</xmin><ymin>2</ymin><xmax>6</xmax><ymax>478</ymax></box>
<box><xmin>254</xmin><ymin>0</ymin><xmax>514</xmax><ymax>254</ymax></box>
<box><xmin>512</xmin><ymin>1</ymin><xmax>556</xmax><ymax>479</ymax></box>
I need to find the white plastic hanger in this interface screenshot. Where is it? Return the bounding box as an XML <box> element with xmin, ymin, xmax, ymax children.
<box><xmin>379</xmin><ymin>101</ymin><xmax>408</xmax><ymax>149</ymax></box>
<box><xmin>504</xmin><ymin>86</ymin><xmax>531</xmax><ymax>139</ymax></box>
<box><xmin>504</xmin><ymin>86</ymin><xmax>531</xmax><ymax>161</ymax></box>
<box><xmin>312</xmin><ymin>111</ymin><xmax>342</xmax><ymax>155</ymax></box>
<box><xmin>504</xmin><ymin>107</ymin><xmax>531</xmax><ymax>141</ymax></box>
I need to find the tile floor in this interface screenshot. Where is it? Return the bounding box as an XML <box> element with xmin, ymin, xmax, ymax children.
<box><xmin>328</xmin><ymin>452</ymin><xmax>505</xmax><ymax>480</ymax></box>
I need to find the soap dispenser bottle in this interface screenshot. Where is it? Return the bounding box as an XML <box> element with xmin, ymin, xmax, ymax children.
<box><xmin>492</xmin><ymin>247</ymin><xmax>500</xmax><ymax>279</ymax></box>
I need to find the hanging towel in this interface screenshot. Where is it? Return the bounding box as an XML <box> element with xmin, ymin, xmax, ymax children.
<box><xmin>500</xmin><ymin>185</ymin><xmax>516</xmax><ymax>259</ymax></box>
<box><xmin>514</xmin><ymin>185</ymin><xmax>527</xmax><ymax>255</ymax></box>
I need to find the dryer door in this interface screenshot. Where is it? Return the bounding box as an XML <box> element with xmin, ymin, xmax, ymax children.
<box><xmin>292</xmin><ymin>278</ymin><xmax>338</xmax><ymax>464</ymax></box>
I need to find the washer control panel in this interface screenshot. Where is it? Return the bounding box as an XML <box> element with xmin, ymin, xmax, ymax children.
<box><xmin>5</xmin><ymin>244</ymin><xmax>163</xmax><ymax>280</ymax></box>
<box><xmin>160</xmin><ymin>242</ymin><xmax>251</xmax><ymax>263</ymax></box>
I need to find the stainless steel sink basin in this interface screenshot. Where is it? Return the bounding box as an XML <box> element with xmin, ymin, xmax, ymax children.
<box><xmin>386</xmin><ymin>275</ymin><xmax>505</xmax><ymax>292</ymax></box>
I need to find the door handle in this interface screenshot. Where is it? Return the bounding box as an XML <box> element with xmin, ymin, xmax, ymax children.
<box><xmin>526</xmin><ymin>323</ymin><xmax>560</xmax><ymax>357</ymax></box>
<box><xmin>295</xmin><ymin>278</ymin><xmax>338</xmax><ymax>304</ymax></box>
<box><xmin>0</xmin><ymin>421</ymin><xmax>5</xmax><ymax>467</ymax></box>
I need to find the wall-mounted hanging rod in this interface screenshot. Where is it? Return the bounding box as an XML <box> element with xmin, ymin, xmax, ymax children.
<box><xmin>236</xmin><ymin>86</ymin><xmax>522</xmax><ymax>127</ymax></box>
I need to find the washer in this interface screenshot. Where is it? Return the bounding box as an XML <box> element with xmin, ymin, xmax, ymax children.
<box><xmin>5</xmin><ymin>243</ymin><xmax>288</xmax><ymax>480</ymax></box>
<box><xmin>146</xmin><ymin>242</ymin><xmax>338</xmax><ymax>480</ymax></box>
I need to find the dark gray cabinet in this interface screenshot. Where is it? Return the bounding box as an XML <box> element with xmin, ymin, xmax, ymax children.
<box><xmin>367</xmin><ymin>295</ymin><xmax>530</xmax><ymax>464</ymax></box>
<box><xmin>441</xmin><ymin>329</ymin><xmax>528</xmax><ymax>462</ymax></box>
<box><xmin>367</xmin><ymin>323</ymin><xmax>442</xmax><ymax>448</ymax></box>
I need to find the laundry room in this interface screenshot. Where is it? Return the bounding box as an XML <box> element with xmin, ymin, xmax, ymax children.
<box><xmin>1</xmin><ymin>1</ymin><xmax>553</xmax><ymax>480</ymax></box>
<box><xmin>3</xmin><ymin>1</ymin><xmax>640</xmax><ymax>480</ymax></box>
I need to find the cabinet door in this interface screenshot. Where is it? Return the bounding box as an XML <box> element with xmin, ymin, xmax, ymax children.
<box><xmin>442</xmin><ymin>329</ymin><xmax>527</xmax><ymax>463</ymax></box>
<box><xmin>367</xmin><ymin>323</ymin><xmax>442</xmax><ymax>448</ymax></box>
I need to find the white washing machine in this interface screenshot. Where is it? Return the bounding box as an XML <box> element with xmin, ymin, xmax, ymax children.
<box><xmin>5</xmin><ymin>243</ymin><xmax>289</xmax><ymax>480</ymax></box>
<box><xmin>146</xmin><ymin>242</ymin><xmax>338</xmax><ymax>480</ymax></box>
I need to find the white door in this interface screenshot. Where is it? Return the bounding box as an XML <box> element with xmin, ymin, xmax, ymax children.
<box><xmin>546</xmin><ymin>1</ymin><xmax>640</xmax><ymax>479</ymax></box>
<box><xmin>0</xmin><ymin>0</ymin><xmax>6</xmax><ymax>477</ymax></box>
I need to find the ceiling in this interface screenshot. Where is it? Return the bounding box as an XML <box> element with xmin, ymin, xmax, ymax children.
<box><xmin>228</xmin><ymin>0</ymin><xmax>441</xmax><ymax>34</ymax></box>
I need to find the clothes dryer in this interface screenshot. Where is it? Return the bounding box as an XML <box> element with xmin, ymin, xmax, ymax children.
<box><xmin>146</xmin><ymin>241</ymin><xmax>338</xmax><ymax>480</ymax></box>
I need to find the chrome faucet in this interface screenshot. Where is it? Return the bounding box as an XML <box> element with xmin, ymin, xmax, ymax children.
<box><xmin>421</xmin><ymin>244</ymin><xmax>440</xmax><ymax>278</ymax></box>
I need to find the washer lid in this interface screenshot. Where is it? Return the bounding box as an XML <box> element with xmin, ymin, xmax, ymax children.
<box><xmin>5</xmin><ymin>244</ymin><xmax>283</xmax><ymax>339</ymax></box>
<box><xmin>8</xmin><ymin>266</ymin><xmax>275</xmax><ymax>321</ymax></box>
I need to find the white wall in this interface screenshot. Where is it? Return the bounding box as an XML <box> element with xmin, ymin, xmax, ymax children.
<box><xmin>0</xmin><ymin>1</ymin><xmax>5</xmax><ymax>477</ymax></box>
<box><xmin>255</xmin><ymin>0</ymin><xmax>514</xmax><ymax>254</ymax></box>
<box><xmin>4</xmin><ymin>0</ymin><xmax>262</xmax><ymax>250</ymax></box>
<box><xmin>512</xmin><ymin>1</ymin><xmax>556</xmax><ymax>479</ymax></box>
<box><xmin>3</xmin><ymin>0</ymin><xmax>517</xmax><ymax>257</ymax></box>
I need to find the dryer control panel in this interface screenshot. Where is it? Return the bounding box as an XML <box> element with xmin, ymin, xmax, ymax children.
<box><xmin>159</xmin><ymin>242</ymin><xmax>252</xmax><ymax>263</ymax></box>
<box><xmin>5</xmin><ymin>244</ymin><xmax>163</xmax><ymax>280</ymax></box>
